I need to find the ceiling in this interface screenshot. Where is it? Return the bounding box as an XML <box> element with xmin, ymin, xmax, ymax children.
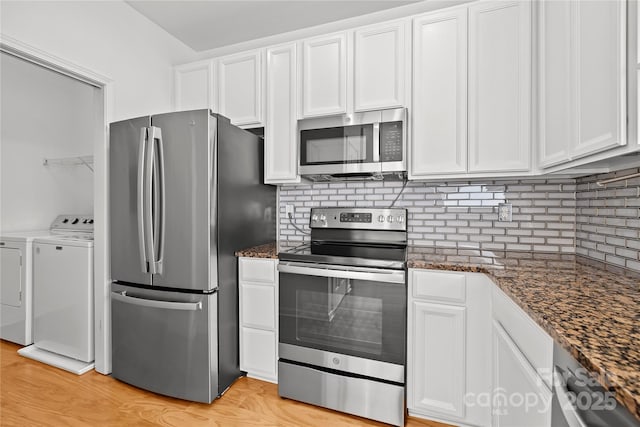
<box><xmin>126</xmin><ymin>1</ymin><xmax>418</xmax><ymax>52</ymax></box>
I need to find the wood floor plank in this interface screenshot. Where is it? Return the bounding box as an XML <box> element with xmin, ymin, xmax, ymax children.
<box><xmin>0</xmin><ymin>340</ymin><xmax>449</xmax><ymax>426</ymax></box>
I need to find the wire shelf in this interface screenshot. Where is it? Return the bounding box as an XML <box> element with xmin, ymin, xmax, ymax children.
<box><xmin>43</xmin><ymin>155</ymin><xmax>94</xmax><ymax>172</ymax></box>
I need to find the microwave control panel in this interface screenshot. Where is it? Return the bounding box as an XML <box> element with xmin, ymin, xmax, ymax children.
<box><xmin>379</xmin><ymin>121</ymin><xmax>403</xmax><ymax>162</ymax></box>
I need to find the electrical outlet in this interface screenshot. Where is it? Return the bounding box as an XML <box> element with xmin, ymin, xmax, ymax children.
<box><xmin>498</xmin><ymin>203</ymin><xmax>512</xmax><ymax>222</ymax></box>
<box><xmin>285</xmin><ymin>204</ymin><xmax>295</xmax><ymax>217</ymax></box>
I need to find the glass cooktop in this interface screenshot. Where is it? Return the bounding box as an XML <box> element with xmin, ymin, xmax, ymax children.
<box><xmin>279</xmin><ymin>241</ymin><xmax>407</xmax><ymax>270</ymax></box>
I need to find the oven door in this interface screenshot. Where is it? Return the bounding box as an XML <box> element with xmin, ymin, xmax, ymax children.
<box><xmin>299</xmin><ymin>123</ymin><xmax>381</xmax><ymax>175</ymax></box>
<box><xmin>278</xmin><ymin>262</ymin><xmax>406</xmax><ymax>383</ymax></box>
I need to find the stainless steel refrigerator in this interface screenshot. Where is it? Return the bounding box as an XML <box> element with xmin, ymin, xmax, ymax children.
<box><xmin>109</xmin><ymin>109</ymin><xmax>276</xmax><ymax>403</ymax></box>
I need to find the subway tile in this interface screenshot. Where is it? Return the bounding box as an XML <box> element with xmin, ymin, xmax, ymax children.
<box><xmin>605</xmin><ymin>254</ymin><xmax>626</xmax><ymax>267</ymax></box>
<box><xmin>277</xmin><ymin>175</ymin><xmax>639</xmax><ymax>272</ymax></box>
<box><xmin>627</xmin><ymin>259</ymin><xmax>640</xmax><ymax>271</ymax></box>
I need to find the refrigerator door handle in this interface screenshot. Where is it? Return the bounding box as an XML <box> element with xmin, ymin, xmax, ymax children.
<box><xmin>112</xmin><ymin>290</ymin><xmax>202</xmax><ymax>311</ymax></box>
<box><xmin>149</xmin><ymin>126</ymin><xmax>165</xmax><ymax>275</ymax></box>
<box><xmin>143</xmin><ymin>127</ymin><xmax>156</xmax><ymax>274</ymax></box>
<box><xmin>137</xmin><ymin>127</ymin><xmax>149</xmax><ymax>273</ymax></box>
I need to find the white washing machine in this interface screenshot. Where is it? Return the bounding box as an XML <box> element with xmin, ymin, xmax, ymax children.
<box><xmin>0</xmin><ymin>230</ymin><xmax>54</xmax><ymax>345</ymax></box>
<box><xmin>17</xmin><ymin>215</ymin><xmax>94</xmax><ymax>375</ymax></box>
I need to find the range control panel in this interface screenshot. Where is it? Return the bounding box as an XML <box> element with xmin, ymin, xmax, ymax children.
<box><xmin>310</xmin><ymin>208</ymin><xmax>406</xmax><ymax>231</ymax></box>
<box><xmin>50</xmin><ymin>214</ymin><xmax>94</xmax><ymax>232</ymax></box>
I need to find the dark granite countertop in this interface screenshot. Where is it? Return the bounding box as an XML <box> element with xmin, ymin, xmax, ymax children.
<box><xmin>237</xmin><ymin>242</ymin><xmax>640</xmax><ymax>421</ymax></box>
<box><xmin>409</xmin><ymin>246</ymin><xmax>640</xmax><ymax>422</ymax></box>
<box><xmin>235</xmin><ymin>242</ymin><xmax>279</xmax><ymax>259</ymax></box>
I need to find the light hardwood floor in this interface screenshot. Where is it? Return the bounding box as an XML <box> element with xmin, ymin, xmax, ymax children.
<box><xmin>0</xmin><ymin>341</ymin><xmax>448</xmax><ymax>426</ymax></box>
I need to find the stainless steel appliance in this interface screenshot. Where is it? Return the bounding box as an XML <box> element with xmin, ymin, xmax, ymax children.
<box><xmin>298</xmin><ymin>108</ymin><xmax>406</xmax><ymax>181</ymax></box>
<box><xmin>552</xmin><ymin>343</ymin><xmax>640</xmax><ymax>427</ymax></box>
<box><xmin>109</xmin><ymin>109</ymin><xmax>276</xmax><ymax>403</ymax></box>
<box><xmin>278</xmin><ymin>207</ymin><xmax>407</xmax><ymax>426</ymax></box>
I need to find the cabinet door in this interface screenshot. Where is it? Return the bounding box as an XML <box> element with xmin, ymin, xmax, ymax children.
<box><xmin>411</xmin><ymin>8</ymin><xmax>468</xmax><ymax>178</ymax></box>
<box><xmin>409</xmin><ymin>301</ymin><xmax>466</xmax><ymax>419</ymax></box>
<box><xmin>265</xmin><ymin>43</ymin><xmax>299</xmax><ymax>184</ymax></box>
<box><xmin>240</xmin><ymin>283</ymin><xmax>276</xmax><ymax>330</ymax></box>
<box><xmin>492</xmin><ymin>320</ymin><xmax>552</xmax><ymax>427</ymax></box>
<box><xmin>240</xmin><ymin>327</ymin><xmax>277</xmax><ymax>382</ymax></box>
<box><xmin>539</xmin><ymin>0</ymin><xmax>572</xmax><ymax>168</ymax></box>
<box><xmin>354</xmin><ymin>21</ymin><xmax>407</xmax><ymax>111</ymax></box>
<box><xmin>572</xmin><ymin>0</ymin><xmax>626</xmax><ymax>158</ymax></box>
<box><xmin>468</xmin><ymin>1</ymin><xmax>531</xmax><ymax>173</ymax></box>
<box><xmin>174</xmin><ymin>60</ymin><xmax>215</xmax><ymax>111</ymax></box>
<box><xmin>301</xmin><ymin>32</ymin><xmax>347</xmax><ymax>117</ymax></box>
<box><xmin>218</xmin><ymin>50</ymin><xmax>263</xmax><ymax>127</ymax></box>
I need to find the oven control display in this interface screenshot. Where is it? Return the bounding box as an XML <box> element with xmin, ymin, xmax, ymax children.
<box><xmin>339</xmin><ymin>212</ymin><xmax>372</xmax><ymax>223</ymax></box>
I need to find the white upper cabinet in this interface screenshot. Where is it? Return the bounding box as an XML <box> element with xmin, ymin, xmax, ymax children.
<box><xmin>265</xmin><ymin>43</ymin><xmax>300</xmax><ymax>184</ymax></box>
<box><xmin>218</xmin><ymin>50</ymin><xmax>264</xmax><ymax>127</ymax></box>
<box><xmin>539</xmin><ymin>0</ymin><xmax>572</xmax><ymax>167</ymax></box>
<box><xmin>540</xmin><ymin>0</ymin><xmax>626</xmax><ymax>168</ymax></box>
<box><xmin>411</xmin><ymin>7</ymin><xmax>468</xmax><ymax>177</ymax></box>
<box><xmin>301</xmin><ymin>32</ymin><xmax>348</xmax><ymax>118</ymax></box>
<box><xmin>354</xmin><ymin>21</ymin><xmax>407</xmax><ymax>112</ymax></box>
<box><xmin>174</xmin><ymin>59</ymin><xmax>215</xmax><ymax>111</ymax></box>
<box><xmin>468</xmin><ymin>1</ymin><xmax>531</xmax><ymax>173</ymax></box>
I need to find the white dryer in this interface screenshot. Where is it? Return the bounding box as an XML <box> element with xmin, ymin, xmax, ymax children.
<box><xmin>17</xmin><ymin>215</ymin><xmax>94</xmax><ymax>375</ymax></box>
<box><xmin>0</xmin><ymin>230</ymin><xmax>53</xmax><ymax>345</ymax></box>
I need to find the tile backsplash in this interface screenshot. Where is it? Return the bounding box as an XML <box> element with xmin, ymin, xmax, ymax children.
<box><xmin>279</xmin><ymin>178</ymin><xmax>577</xmax><ymax>253</ymax></box>
<box><xmin>576</xmin><ymin>167</ymin><xmax>640</xmax><ymax>272</ymax></box>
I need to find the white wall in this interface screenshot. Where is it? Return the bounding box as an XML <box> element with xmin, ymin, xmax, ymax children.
<box><xmin>1</xmin><ymin>52</ymin><xmax>98</xmax><ymax>232</ymax></box>
<box><xmin>0</xmin><ymin>0</ymin><xmax>196</xmax><ymax>121</ymax></box>
<box><xmin>1</xmin><ymin>1</ymin><xmax>197</xmax><ymax>375</ymax></box>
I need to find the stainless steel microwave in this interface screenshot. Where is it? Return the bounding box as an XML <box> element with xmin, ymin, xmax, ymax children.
<box><xmin>298</xmin><ymin>108</ymin><xmax>406</xmax><ymax>181</ymax></box>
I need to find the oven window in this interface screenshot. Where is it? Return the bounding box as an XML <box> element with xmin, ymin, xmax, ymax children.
<box><xmin>300</xmin><ymin>124</ymin><xmax>374</xmax><ymax>165</ymax></box>
<box><xmin>279</xmin><ymin>272</ymin><xmax>406</xmax><ymax>365</ymax></box>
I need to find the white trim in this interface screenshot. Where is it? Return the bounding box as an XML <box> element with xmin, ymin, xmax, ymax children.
<box><xmin>1</xmin><ymin>33</ymin><xmax>114</xmax><ymax>375</ymax></box>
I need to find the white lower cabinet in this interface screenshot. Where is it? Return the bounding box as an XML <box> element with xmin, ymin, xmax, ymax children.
<box><xmin>492</xmin><ymin>320</ymin><xmax>552</xmax><ymax>427</ymax></box>
<box><xmin>408</xmin><ymin>270</ymin><xmax>492</xmax><ymax>427</ymax></box>
<box><xmin>409</xmin><ymin>270</ymin><xmax>554</xmax><ymax>427</ymax></box>
<box><xmin>491</xmin><ymin>286</ymin><xmax>552</xmax><ymax>427</ymax></box>
<box><xmin>411</xmin><ymin>301</ymin><xmax>466</xmax><ymax>419</ymax></box>
<box><xmin>238</xmin><ymin>257</ymin><xmax>278</xmax><ymax>383</ymax></box>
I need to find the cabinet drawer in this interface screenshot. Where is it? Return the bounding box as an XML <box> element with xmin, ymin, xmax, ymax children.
<box><xmin>492</xmin><ymin>286</ymin><xmax>553</xmax><ymax>386</ymax></box>
<box><xmin>411</xmin><ymin>270</ymin><xmax>466</xmax><ymax>304</ymax></box>
<box><xmin>239</xmin><ymin>258</ymin><xmax>276</xmax><ymax>283</ymax></box>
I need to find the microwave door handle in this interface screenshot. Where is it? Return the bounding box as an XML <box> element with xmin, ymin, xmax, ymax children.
<box><xmin>278</xmin><ymin>263</ymin><xmax>405</xmax><ymax>284</ymax></box>
<box><xmin>137</xmin><ymin>128</ymin><xmax>149</xmax><ymax>273</ymax></box>
<box><xmin>372</xmin><ymin>122</ymin><xmax>380</xmax><ymax>162</ymax></box>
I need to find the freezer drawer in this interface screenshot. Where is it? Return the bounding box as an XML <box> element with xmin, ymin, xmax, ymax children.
<box><xmin>111</xmin><ymin>283</ymin><xmax>218</xmax><ymax>403</ymax></box>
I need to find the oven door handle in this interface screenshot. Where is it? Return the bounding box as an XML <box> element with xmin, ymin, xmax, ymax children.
<box><xmin>278</xmin><ymin>262</ymin><xmax>405</xmax><ymax>284</ymax></box>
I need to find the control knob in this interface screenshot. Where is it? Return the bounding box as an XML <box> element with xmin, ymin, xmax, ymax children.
<box><xmin>387</xmin><ymin>215</ymin><xmax>394</xmax><ymax>223</ymax></box>
<box><xmin>378</xmin><ymin>215</ymin><xmax>385</xmax><ymax>223</ymax></box>
<box><xmin>397</xmin><ymin>216</ymin><xmax>404</xmax><ymax>223</ymax></box>
<box><xmin>311</xmin><ymin>214</ymin><xmax>318</xmax><ymax>222</ymax></box>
